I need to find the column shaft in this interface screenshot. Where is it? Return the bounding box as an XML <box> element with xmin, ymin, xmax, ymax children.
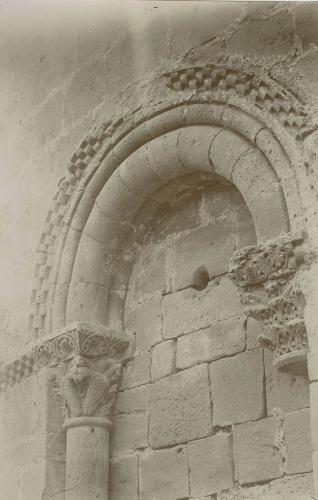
<box><xmin>65</xmin><ymin>425</ymin><xmax>109</xmax><ymax>500</ymax></box>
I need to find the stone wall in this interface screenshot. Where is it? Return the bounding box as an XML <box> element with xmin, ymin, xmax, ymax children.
<box><xmin>109</xmin><ymin>173</ymin><xmax>312</xmax><ymax>499</ymax></box>
<box><xmin>1</xmin><ymin>1</ymin><xmax>318</xmax><ymax>499</ymax></box>
<box><xmin>1</xmin><ymin>0</ymin><xmax>318</xmax><ymax>359</ymax></box>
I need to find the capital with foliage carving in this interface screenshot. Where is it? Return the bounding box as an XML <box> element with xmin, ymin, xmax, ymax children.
<box><xmin>33</xmin><ymin>322</ymin><xmax>129</xmax><ymax>428</ymax></box>
<box><xmin>229</xmin><ymin>232</ymin><xmax>311</xmax><ymax>374</ymax></box>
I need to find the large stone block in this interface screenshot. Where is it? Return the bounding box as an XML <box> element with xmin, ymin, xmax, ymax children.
<box><xmin>125</xmin><ymin>296</ymin><xmax>163</xmax><ymax>353</ymax></box>
<box><xmin>110</xmin><ymin>456</ymin><xmax>138</xmax><ymax>500</ymax></box>
<box><xmin>210</xmin><ymin>348</ymin><xmax>265</xmax><ymax>426</ymax></box>
<box><xmin>233</xmin><ymin>417</ymin><xmax>282</xmax><ymax>484</ymax></box>
<box><xmin>151</xmin><ymin>339</ymin><xmax>176</xmax><ymax>381</ymax></box>
<box><xmin>265</xmin><ymin>350</ymin><xmax>310</xmax><ymax>414</ymax></box>
<box><xmin>162</xmin><ymin>276</ymin><xmax>243</xmax><ymax>339</ymax></box>
<box><xmin>218</xmin><ymin>473</ymin><xmax>314</xmax><ymax>499</ymax></box>
<box><xmin>120</xmin><ymin>353</ymin><xmax>151</xmax><ymax>390</ymax></box>
<box><xmin>111</xmin><ymin>413</ymin><xmax>148</xmax><ymax>455</ymax></box>
<box><xmin>188</xmin><ymin>434</ymin><xmax>234</xmax><ymax>497</ymax></box>
<box><xmin>115</xmin><ymin>384</ymin><xmax>150</xmax><ymax>415</ymax></box>
<box><xmin>140</xmin><ymin>446</ymin><xmax>189</xmax><ymax>500</ymax></box>
<box><xmin>176</xmin><ymin>318</ymin><xmax>246</xmax><ymax>369</ymax></box>
<box><xmin>149</xmin><ymin>364</ymin><xmax>212</xmax><ymax>448</ymax></box>
<box><xmin>285</xmin><ymin>408</ymin><xmax>312</xmax><ymax>475</ymax></box>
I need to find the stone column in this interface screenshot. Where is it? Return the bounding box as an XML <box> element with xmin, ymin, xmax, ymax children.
<box><xmin>229</xmin><ymin>233</ymin><xmax>318</xmax><ymax>492</ymax></box>
<box><xmin>33</xmin><ymin>322</ymin><xmax>129</xmax><ymax>500</ymax></box>
<box><xmin>302</xmin><ymin>262</ymin><xmax>318</xmax><ymax>494</ymax></box>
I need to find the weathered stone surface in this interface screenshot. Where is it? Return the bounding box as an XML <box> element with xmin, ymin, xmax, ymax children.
<box><xmin>233</xmin><ymin>417</ymin><xmax>283</xmax><ymax>484</ymax></box>
<box><xmin>66</xmin><ymin>280</ymin><xmax>108</xmax><ymax>325</ymax></box>
<box><xmin>140</xmin><ymin>446</ymin><xmax>189</xmax><ymax>500</ymax></box>
<box><xmin>64</xmin><ymin>57</ymin><xmax>107</xmax><ymax>124</ymax></box>
<box><xmin>188</xmin><ymin>434</ymin><xmax>234</xmax><ymax>496</ymax></box>
<box><xmin>20</xmin><ymin>461</ymin><xmax>47</xmax><ymax>500</ymax></box>
<box><xmin>128</xmin><ymin>242</ymin><xmax>167</xmax><ymax>305</ymax></box>
<box><xmin>147</xmin><ymin>181</ymin><xmax>202</xmax><ymax>244</ymax></box>
<box><xmin>264</xmin><ymin>350</ymin><xmax>310</xmax><ymax>415</ymax></box>
<box><xmin>171</xmin><ymin>217</ymin><xmax>235</xmax><ymax>291</ymax></box>
<box><xmin>209</xmin><ymin>129</ymin><xmax>251</xmax><ymax>181</ymax></box>
<box><xmin>226</xmin><ymin>11</ymin><xmax>294</xmax><ymax>64</ymax></box>
<box><xmin>218</xmin><ymin>473</ymin><xmax>314</xmax><ymax>499</ymax></box>
<box><xmin>96</xmin><ymin>169</ymin><xmax>143</xmax><ymax>223</ymax></box>
<box><xmin>2</xmin><ymin>3</ymin><xmax>318</xmax><ymax>499</ymax></box>
<box><xmin>34</xmin><ymin>90</ymin><xmax>64</xmax><ymax>147</ymax></box>
<box><xmin>149</xmin><ymin>364</ymin><xmax>212</xmax><ymax>448</ymax></box>
<box><xmin>151</xmin><ymin>339</ymin><xmax>176</xmax><ymax>381</ymax></box>
<box><xmin>245</xmin><ymin>317</ymin><xmax>267</xmax><ymax>350</ymax></box>
<box><xmin>162</xmin><ymin>276</ymin><xmax>243</xmax><ymax>339</ymax></box>
<box><xmin>120</xmin><ymin>353</ymin><xmax>151</xmax><ymax>390</ymax></box>
<box><xmin>111</xmin><ymin>413</ymin><xmax>148</xmax><ymax>454</ymax></box>
<box><xmin>176</xmin><ymin>319</ymin><xmax>246</xmax><ymax>369</ymax></box>
<box><xmin>110</xmin><ymin>456</ymin><xmax>138</xmax><ymax>500</ymax></box>
<box><xmin>177</xmin><ymin>125</ymin><xmax>220</xmax><ymax>172</ymax></box>
<box><xmin>285</xmin><ymin>408</ymin><xmax>312</xmax><ymax>475</ymax></box>
<box><xmin>125</xmin><ymin>296</ymin><xmax>163</xmax><ymax>352</ymax></box>
<box><xmin>295</xmin><ymin>3</ymin><xmax>318</xmax><ymax>50</ymax></box>
<box><xmin>210</xmin><ymin>348</ymin><xmax>265</xmax><ymax>426</ymax></box>
<box><xmin>115</xmin><ymin>384</ymin><xmax>149</xmax><ymax>415</ymax></box>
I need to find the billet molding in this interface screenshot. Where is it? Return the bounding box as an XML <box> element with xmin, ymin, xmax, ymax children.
<box><xmin>229</xmin><ymin>232</ymin><xmax>311</xmax><ymax>374</ymax></box>
<box><xmin>28</xmin><ymin>63</ymin><xmax>310</xmax><ymax>340</ymax></box>
<box><xmin>163</xmin><ymin>63</ymin><xmax>309</xmax><ymax>136</ymax></box>
<box><xmin>0</xmin><ymin>322</ymin><xmax>129</xmax><ymax>398</ymax></box>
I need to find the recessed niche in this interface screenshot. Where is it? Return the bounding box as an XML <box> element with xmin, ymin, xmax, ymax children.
<box><xmin>191</xmin><ymin>266</ymin><xmax>210</xmax><ymax>291</ymax></box>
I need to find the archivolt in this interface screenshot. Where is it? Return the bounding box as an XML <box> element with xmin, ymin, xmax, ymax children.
<box><xmin>29</xmin><ymin>100</ymin><xmax>305</xmax><ymax>339</ymax></box>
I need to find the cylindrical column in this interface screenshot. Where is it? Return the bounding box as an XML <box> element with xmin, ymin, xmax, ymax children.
<box><xmin>64</xmin><ymin>417</ymin><xmax>112</xmax><ymax>500</ymax></box>
<box><xmin>46</xmin><ymin>327</ymin><xmax>129</xmax><ymax>500</ymax></box>
<box><xmin>303</xmin><ymin>262</ymin><xmax>318</xmax><ymax>495</ymax></box>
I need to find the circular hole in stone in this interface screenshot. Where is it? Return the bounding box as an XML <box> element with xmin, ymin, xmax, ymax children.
<box><xmin>191</xmin><ymin>266</ymin><xmax>209</xmax><ymax>291</ymax></box>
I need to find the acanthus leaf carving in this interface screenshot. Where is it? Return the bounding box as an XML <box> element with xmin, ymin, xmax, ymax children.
<box><xmin>34</xmin><ymin>322</ymin><xmax>130</xmax><ymax>424</ymax></box>
<box><xmin>229</xmin><ymin>232</ymin><xmax>311</xmax><ymax>374</ymax></box>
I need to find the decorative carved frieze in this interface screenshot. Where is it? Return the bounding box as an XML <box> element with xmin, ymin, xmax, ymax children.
<box><xmin>229</xmin><ymin>232</ymin><xmax>309</xmax><ymax>374</ymax></box>
<box><xmin>33</xmin><ymin>322</ymin><xmax>128</xmax><ymax>370</ymax></box>
<box><xmin>0</xmin><ymin>323</ymin><xmax>129</xmax><ymax>402</ymax></box>
<box><xmin>163</xmin><ymin>64</ymin><xmax>308</xmax><ymax>135</ymax></box>
<box><xmin>229</xmin><ymin>232</ymin><xmax>305</xmax><ymax>289</ymax></box>
<box><xmin>0</xmin><ymin>353</ymin><xmax>36</xmax><ymax>392</ymax></box>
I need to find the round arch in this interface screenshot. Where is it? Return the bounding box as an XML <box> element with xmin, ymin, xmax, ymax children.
<box><xmin>47</xmin><ymin>102</ymin><xmax>303</xmax><ymax>333</ymax></box>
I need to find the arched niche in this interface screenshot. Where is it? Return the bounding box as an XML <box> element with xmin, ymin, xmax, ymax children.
<box><xmin>49</xmin><ymin>103</ymin><xmax>302</xmax><ymax>333</ymax></box>
<box><xmin>122</xmin><ymin>172</ymin><xmax>257</xmax><ymax>347</ymax></box>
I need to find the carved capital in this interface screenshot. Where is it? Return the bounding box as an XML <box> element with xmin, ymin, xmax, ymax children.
<box><xmin>229</xmin><ymin>232</ymin><xmax>310</xmax><ymax>374</ymax></box>
<box><xmin>33</xmin><ymin>322</ymin><xmax>128</xmax><ymax>369</ymax></box>
<box><xmin>33</xmin><ymin>322</ymin><xmax>129</xmax><ymax>426</ymax></box>
<box><xmin>52</xmin><ymin>354</ymin><xmax>123</xmax><ymax>426</ymax></box>
<box><xmin>229</xmin><ymin>232</ymin><xmax>305</xmax><ymax>289</ymax></box>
